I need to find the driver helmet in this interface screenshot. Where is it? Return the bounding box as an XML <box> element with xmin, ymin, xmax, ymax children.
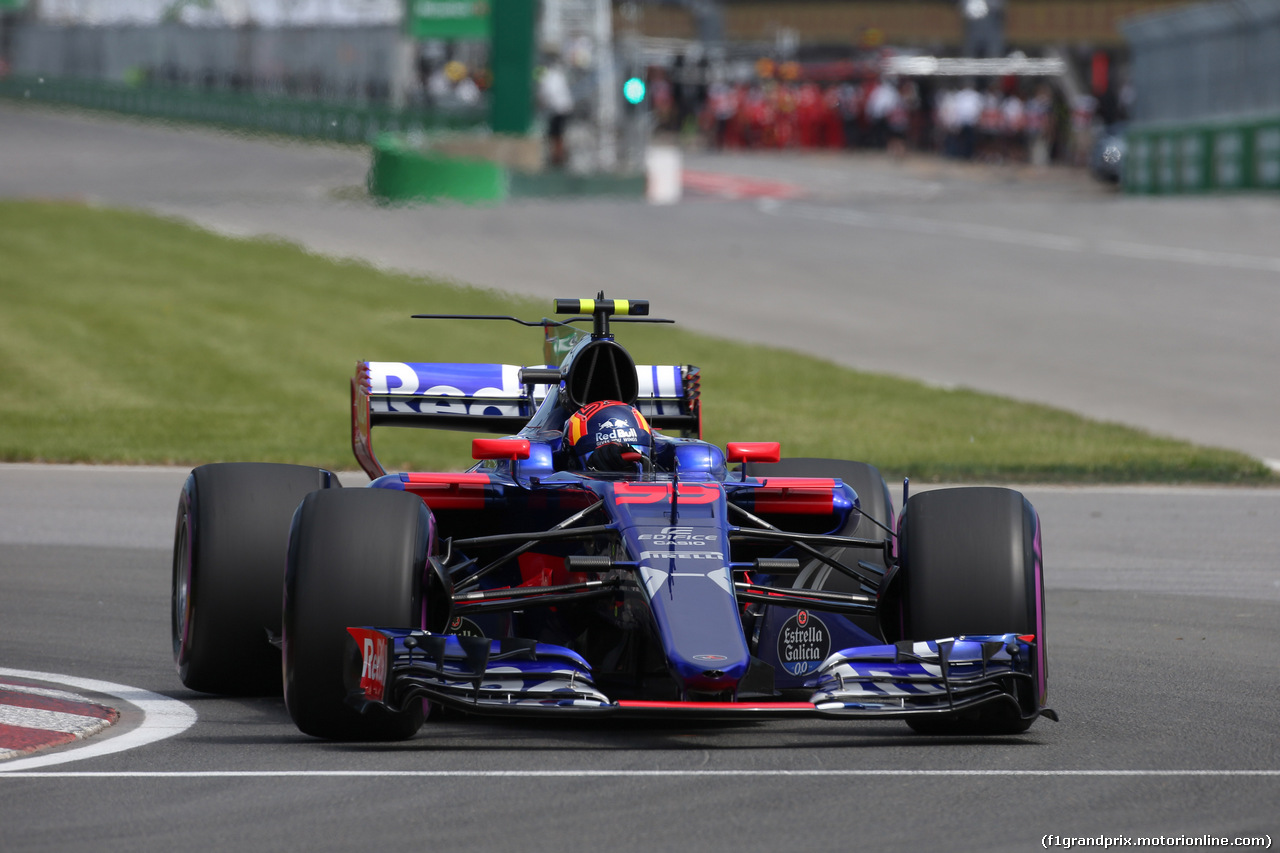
<box><xmin>564</xmin><ymin>400</ymin><xmax>653</xmax><ymax>471</ymax></box>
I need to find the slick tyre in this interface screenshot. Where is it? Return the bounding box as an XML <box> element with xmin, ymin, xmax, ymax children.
<box><xmin>172</xmin><ymin>463</ymin><xmax>339</xmax><ymax>695</ymax></box>
<box><xmin>897</xmin><ymin>487</ymin><xmax>1046</xmax><ymax>735</ymax></box>
<box><xmin>284</xmin><ymin>488</ymin><xmax>431</xmax><ymax>741</ymax></box>
<box><xmin>744</xmin><ymin>458</ymin><xmax>894</xmax><ymax>593</ymax></box>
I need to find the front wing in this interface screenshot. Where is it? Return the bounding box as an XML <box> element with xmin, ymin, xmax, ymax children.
<box><xmin>346</xmin><ymin>627</ymin><xmax>1049</xmax><ymax>722</ymax></box>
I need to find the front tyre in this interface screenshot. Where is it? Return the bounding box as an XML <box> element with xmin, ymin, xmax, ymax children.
<box><xmin>284</xmin><ymin>488</ymin><xmax>433</xmax><ymax>741</ymax></box>
<box><xmin>897</xmin><ymin>487</ymin><xmax>1046</xmax><ymax>735</ymax></box>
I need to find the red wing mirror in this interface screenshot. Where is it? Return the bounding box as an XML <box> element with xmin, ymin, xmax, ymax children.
<box><xmin>472</xmin><ymin>438</ymin><xmax>531</xmax><ymax>461</ymax></box>
<box><xmin>726</xmin><ymin>442</ymin><xmax>781</xmax><ymax>464</ymax></box>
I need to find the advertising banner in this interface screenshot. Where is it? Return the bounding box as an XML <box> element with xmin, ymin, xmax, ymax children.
<box><xmin>407</xmin><ymin>0</ymin><xmax>489</xmax><ymax>39</ymax></box>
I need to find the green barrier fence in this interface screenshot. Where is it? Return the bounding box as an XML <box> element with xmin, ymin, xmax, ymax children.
<box><xmin>1125</xmin><ymin>116</ymin><xmax>1280</xmax><ymax>195</ymax></box>
<box><xmin>2</xmin><ymin>75</ymin><xmax>646</xmax><ymax>204</ymax></box>
<box><xmin>367</xmin><ymin>133</ymin><xmax>646</xmax><ymax>204</ymax></box>
<box><xmin>1212</xmin><ymin>127</ymin><xmax>1248</xmax><ymax>191</ymax></box>
<box><xmin>0</xmin><ymin>75</ymin><xmax>486</xmax><ymax>144</ymax></box>
<box><xmin>1256</xmin><ymin>122</ymin><xmax>1280</xmax><ymax>190</ymax></box>
<box><xmin>368</xmin><ymin>134</ymin><xmax>508</xmax><ymax>204</ymax></box>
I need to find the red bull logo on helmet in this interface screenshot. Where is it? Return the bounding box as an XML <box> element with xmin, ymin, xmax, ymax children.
<box><xmin>566</xmin><ymin>400</ymin><xmax>652</xmax><ymax>460</ymax></box>
<box><xmin>596</xmin><ymin>417</ymin><xmax>640</xmax><ymax>444</ymax></box>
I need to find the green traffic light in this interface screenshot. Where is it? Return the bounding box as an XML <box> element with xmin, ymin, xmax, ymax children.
<box><xmin>623</xmin><ymin>77</ymin><xmax>646</xmax><ymax>105</ymax></box>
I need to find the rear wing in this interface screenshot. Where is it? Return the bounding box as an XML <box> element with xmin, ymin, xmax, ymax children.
<box><xmin>352</xmin><ymin>361</ymin><xmax>701</xmax><ymax>478</ymax></box>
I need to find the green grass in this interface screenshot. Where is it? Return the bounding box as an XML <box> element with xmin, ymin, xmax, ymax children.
<box><xmin>0</xmin><ymin>200</ymin><xmax>1271</xmax><ymax>483</ymax></box>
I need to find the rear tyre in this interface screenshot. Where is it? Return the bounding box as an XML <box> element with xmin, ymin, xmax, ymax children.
<box><xmin>172</xmin><ymin>463</ymin><xmax>338</xmax><ymax>695</ymax></box>
<box><xmin>284</xmin><ymin>488</ymin><xmax>432</xmax><ymax>741</ymax></box>
<box><xmin>897</xmin><ymin>487</ymin><xmax>1045</xmax><ymax>735</ymax></box>
<box><xmin>745</xmin><ymin>457</ymin><xmax>893</xmax><ymax>593</ymax></box>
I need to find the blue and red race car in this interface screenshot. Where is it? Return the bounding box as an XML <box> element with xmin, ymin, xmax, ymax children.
<box><xmin>171</xmin><ymin>296</ymin><xmax>1054</xmax><ymax>740</ymax></box>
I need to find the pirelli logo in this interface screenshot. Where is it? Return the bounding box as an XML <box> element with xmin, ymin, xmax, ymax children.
<box><xmin>640</xmin><ymin>551</ymin><xmax>725</xmax><ymax>560</ymax></box>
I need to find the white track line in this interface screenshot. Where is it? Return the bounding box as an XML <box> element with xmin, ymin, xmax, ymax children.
<box><xmin>0</xmin><ymin>669</ymin><xmax>196</xmax><ymax>773</ymax></box>
<box><xmin>2</xmin><ymin>770</ymin><xmax>1278</xmax><ymax>779</ymax></box>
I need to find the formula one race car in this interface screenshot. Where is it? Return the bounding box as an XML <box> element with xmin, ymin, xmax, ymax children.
<box><xmin>171</xmin><ymin>296</ymin><xmax>1054</xmax><ymax>740</ymax></box>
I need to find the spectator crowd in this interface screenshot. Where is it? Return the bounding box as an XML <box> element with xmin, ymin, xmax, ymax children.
<box><xmin>645</xmin><ymin>65</ymin><xmax>1078</xmax><ymax>165</ymax></box>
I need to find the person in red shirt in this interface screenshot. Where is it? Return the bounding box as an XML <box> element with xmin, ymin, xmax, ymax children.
<box><xmin>796</xmin><ymin>82</ymin><xmax>821</xmax><ymax>148</ymax></box>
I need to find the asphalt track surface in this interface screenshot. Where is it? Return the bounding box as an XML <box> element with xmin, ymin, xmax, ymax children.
<box><xmin>2</xmin><ymin>103</ymin><xmax>1279</xmax><ymax>850</ymax></box>
<box><xmin>1</xmin><ymin>466</ymin><xmax>1278</xmax><ymax>852</ymax></box>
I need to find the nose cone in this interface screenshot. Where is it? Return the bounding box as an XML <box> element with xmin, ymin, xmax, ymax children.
<box><xmin>675</xmin><ymin>660</ymin><xmax>751</xmax><ymax>697</ymax></box>
<box><xmin>640</xmin><ymin>564</ymin><xmax>752</xmax><ymax>696</ymax></box>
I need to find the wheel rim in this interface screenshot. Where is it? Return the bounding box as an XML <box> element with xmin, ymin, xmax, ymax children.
<box><xmin>172</xmin><ymin>514</ymin><xmax>193</xmax><ymax>664</ymax></box>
